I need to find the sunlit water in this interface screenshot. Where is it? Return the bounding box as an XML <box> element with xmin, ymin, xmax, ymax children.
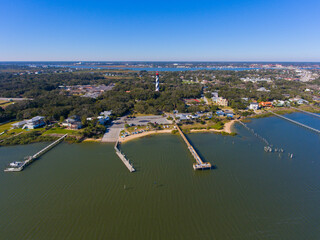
<box><xmin>1</xmin><ymin>113</ymin><xmax>320</xmax><ymax>239</ymax></box>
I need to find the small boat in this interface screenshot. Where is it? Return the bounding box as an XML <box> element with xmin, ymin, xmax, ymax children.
<box><xmin>9</xmin><ymin>161</ymin><xmax>24</xmax><ymax>167</ymax></box>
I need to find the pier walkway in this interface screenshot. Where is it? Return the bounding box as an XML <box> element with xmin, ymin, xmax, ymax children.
<box><xmin>268</xmin><ymin>111</ymin><xmax>320</xmax><ymax>134</ymax></box>
<box><xmin>176</xmin><ymin>125</ymin><xmax>211</xmax><ymax>170</ymax></box>
<box><xmin>290</xmin><ymin>107</ymin><xmax>320</xmax><ymax>119</ymax></box>
<box><xmin>4</xmin><ymin>134</ymin><xmax>68</xmax><ymax>172</ymax></box>
<box><xmin>114</xmin><ymin>141</ymin><xmax>135</xmax><ymax>172</ymax></box>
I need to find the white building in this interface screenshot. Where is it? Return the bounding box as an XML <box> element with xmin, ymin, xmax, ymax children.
<box><xmin>249</xmin><ymin>103</ymin><xmax>259</xmax><ymax>110</ymax></box>
<box><xmin>257</xmin><ymin>87</ymin><xmax>270</xmax><ymax>92</ymax></box>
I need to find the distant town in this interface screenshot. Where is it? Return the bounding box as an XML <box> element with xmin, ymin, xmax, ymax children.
<box><xmin>0</xmin><ymin>61</ymin><xmax>319</xmax><ymax>146</ymax></box>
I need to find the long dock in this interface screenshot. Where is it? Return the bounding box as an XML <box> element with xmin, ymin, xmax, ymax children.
<box><xmin>290</xmin><ymin>107</ymin><xmax>320</xmax><ymax>119</ymax></box>
<box><xmin>176</xmin><ymin>125</ymin><xmax>211</xmax><ymax>170</ymax></box>
<box><xmin>268</xmin><ymin>110</ymin><xmax>320</xmax><ymax>134</ymax></box>
<box><xmin>114</xmin><ymin>141</ymin><xmax>135</xmax><ymax>172</ymax></box>
<box><xmin>4</xmin><ymin>134</ymin><xmax>68</xmax><ymax>172</ymax></box>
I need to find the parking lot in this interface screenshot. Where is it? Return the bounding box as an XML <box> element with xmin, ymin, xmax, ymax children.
<box><xmin>101</xmin><ymin>115</ymin><xmax>172</xmax><ymax>142</ymax></box>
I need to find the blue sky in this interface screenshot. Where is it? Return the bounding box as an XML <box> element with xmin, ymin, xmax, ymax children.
<box><xmin>1</xmin><ymin>0</ymin><xmax>319</xmax><ymax>61</ymax></box>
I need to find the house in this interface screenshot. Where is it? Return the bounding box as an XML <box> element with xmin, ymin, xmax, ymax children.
<box><xmin>189</xmin><ymin>114</ymin><xmax>200</xmax><ymax>119</ymax></box>
<box><xmin>289</xmin><ymin>98</ymin><xmax>309</xmax><ymax>105</ymax></box>
<box><xmin>273</xmin><ymin>100</ymin><xmax>284</xmax><ymax>107</ymax></box>
<box><xmin>313</xmin><ymin>96</ymin><xmax>320</xmax><ymax>102</ymax></box>
<box><xmin>249</xmin><ymin>103</ymin><xmax>259</xmax><ymax>110</ymax></box>
<box><xmin>24</xmin><ymin>116</ymin><xmax>45</xmax><ymax>129</ymax></box>
<box><xmin>226</xmin><ymin>113</ymin><xmax>234</xmax><ymax>118</ymax></box>
<box><xmin>257</xmin><ymin>87</ymin><xmax>270</xmax><ymax>92</ymax></box>
<box><xmin>98</xmin><ymin>111</ymin><xmax>112</xmax><ymax>124</ymax></box>
<box><xmin>214</xmin><ymin>97</ymin><xmax>228</xmax><ymax>106</ymax></box>
<box><xmin>297</xmin><ymin>99</ymin><xmax>309</xmax><ymax>105</ymax></box>
<box><xmin>216</xmin><ymin>110</ymin><xmax>225</xmax><ymax>116</ymax></box>
<box><xmin>212</xmin><ymin>92</ymin><xmax>219</xmax><ymax>98</ymax></box>
<box><xmin>62</xmin><ymin>116</ymin><xmax>82</xmax><ymax>129</ymax></box>
<box><xmin>100</xmin><ymin>111</ymin><xmax>112</xmax><ymax>118</ymax></box>
<box><xmin>259</xmin><ymin>102</ymin><xmax>273</xmax><ymax>108</ymax></box>
<box><xmin>12</xmin><ymin>120</ymin><xmax>27</xmax><ymax>129</ymax></box>
<box><xmin>212</xmin><ymin>92</ymin><xmax>219</xmax><ymax>103</ymax></box>
<box><xmin>175</xmin><ymin>114</ymin><xmax>189</xmax><ymax>120</ymax></box>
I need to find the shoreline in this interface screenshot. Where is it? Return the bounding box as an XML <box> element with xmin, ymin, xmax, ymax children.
<box><xmin>248</xmin><ymin>106</ymin><xmax>320</xmax><ymax>120</ymax></box>
<box><xmin>118</xmin><ymin>120</ymin><xmax>237</xmax><ymax>143</ymax></box>
<box><xmin>118</xmin><ymin>129</ymin><xmax>173</xmax><ymax>143</ymax></box>
<box><xmin>189</xmin><ymin>119</ymin><xmax>236</xmax><ymax>134</ymax></box>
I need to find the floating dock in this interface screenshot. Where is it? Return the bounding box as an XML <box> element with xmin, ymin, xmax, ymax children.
<box><xmin>176</xmin><ymin>125</ymin><xmax>211</xmax><ymax>170</ymax></box>
<box><xmin>114</xmin><ymin>141</ymin><xmax>135</xmax><ymax>172</ymax></box>
<box><xmin>4</xmin><ymin>134</ymin><xmax>68</xmax><ymax>172</ymax></box>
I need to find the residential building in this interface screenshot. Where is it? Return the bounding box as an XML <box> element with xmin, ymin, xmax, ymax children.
<box><xmin>175</xmin><ymin>114</ymin><xmax>189</xmax><ymax>121</ymax></box>
<box><xmin>216</xmin><ymin>110</ymin><xmax>225</xmax><ymax>116</ymax></box>
<box><xmin>259</xmin><ymin>102</ymin><xmax>273</xmax><ymax>108</ymax></box>
<box><xmin>216</xmin><ymin>97</ymin><xmax>228</xmax><ymax>106</ymax></box>
<box><xmin>257</xmin><ymin>87</ymin><xmax>270</xmax><ymax>92</ymax></box>
<box><xmin>62</xmin><ymin>116</ymin><xmax>82</xmax><ymax>129</ymax></box>
<box><xmin>249</xmin><ymin>103</ymin><xmax>259</xmax><ymax>110</ymax></box>
<box><xmin>12</xmin><ymin>120</ymin><xmax>27</xmax><ymax>129</ymax></box>
<box><xmin>24</xmin><ymin>116</ymin><xmax>45</xmax><ymax>129</ymax></box>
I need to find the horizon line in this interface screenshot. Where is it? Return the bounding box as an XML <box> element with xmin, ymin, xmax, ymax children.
<box><xmin>1</xmin><ymin>60</ymin><xmax>320</xmax><ymax>63</ymax></box>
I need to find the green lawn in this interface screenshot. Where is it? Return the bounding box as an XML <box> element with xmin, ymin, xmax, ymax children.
<box><xmin>43</xmin><ymin>128</ymin><xmax>80</xmax><ymax>135</ymax></box>
<box><xmin>0</xmin><ymin>121</ymin><xmax>18</xmax><ymax>132</ymax></box>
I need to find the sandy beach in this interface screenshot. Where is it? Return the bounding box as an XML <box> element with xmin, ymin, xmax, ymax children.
<box><xmin>118</xmin><ymin>120</ymin><xmax>237</xmax><ymax>143</ymax></box>
<box><xmin>118</xmin><ymin>129</ymin><xmax>172</xmax><ymax>143</ymax></box>
<box><xmin>190</xmin><ymin>120</ymin><xmax>236</xmax><ymax>134</ymax></box>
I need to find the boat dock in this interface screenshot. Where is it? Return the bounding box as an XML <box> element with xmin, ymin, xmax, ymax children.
<box><xmin>4</xmin><ymin>134</ymin><xmax>68</xmax><ymax>172</ymax></box>
<box><xmin>176</xmin><ymin>125</ymin><xmax>211</xmax><ymax>170</ymax></box>
<box><xmin>268</xmin><ymin>110</ymin><xmax>320</xmax><ymax>134</ymax></box>
<box><xmin>114</xmin><ymin>141</ymin><xmax>135</xmax><ymax>172</ymax></box>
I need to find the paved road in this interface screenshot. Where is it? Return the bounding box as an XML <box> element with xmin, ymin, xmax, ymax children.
<box><xmin>0</xmin><ymin>97</ymin><xmax>33</xmax><ymax>101</ymax></box>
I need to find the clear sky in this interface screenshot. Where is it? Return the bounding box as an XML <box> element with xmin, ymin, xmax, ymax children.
<box><xmin>1</xmin><ymin>0</ymin><xmax>319</xmax><ymax>61</ymax></box>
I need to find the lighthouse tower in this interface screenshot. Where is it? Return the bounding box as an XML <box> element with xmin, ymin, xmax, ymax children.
<box><xmin>155</xmin><ymin>72</ymin><xmax>159</xmax><ymax>91</ymax></box>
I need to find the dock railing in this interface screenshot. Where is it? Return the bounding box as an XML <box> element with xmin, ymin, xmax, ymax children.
<box><xmin>4</xmin><ymin>134</ymin><xmax>68</xmax><ymax>172</ymax></box>
<box><xmin>175</xmin><ymin>124</ymin><xmax>211</xmax><ymax>170</ymax></box>
<box><xmin>114</xmin><ymin>141</ymin><xmax>135</xmax><ymax>172</ymax></box>
<box><xmin>268</xmin><ymin>110</ymin><xmax>320</xmax><ymax>134</ymax></box>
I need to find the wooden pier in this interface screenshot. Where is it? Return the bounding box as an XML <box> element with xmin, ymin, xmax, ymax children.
<box><xmin>176</xmin><ymin>125</ymin><xmax>211</xmax><ymax>170</ymax></box>
<box><xmin>114</xmin><ymin>141</ymin><xmax>135</xmax><ymax>172</ymax></box>
<box><xmin>4</xmin><ymin>134</ymin><xmax>68</xmax><ymax>172</ymax></box>
<box><xmin>290</xmin><ymin>107</ymin><xmax>320</xmax><ymax>119</ymax></box>
<box><xmin>268</xmin><ymin>110</ymin><xmax>320</xmax><ymax>134</ymax></box>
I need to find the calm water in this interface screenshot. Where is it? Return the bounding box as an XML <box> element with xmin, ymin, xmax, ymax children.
<box><xmin>1</xmin><ymin>113</ymin><xmax>320</xmax><ymax>239</ymax></box>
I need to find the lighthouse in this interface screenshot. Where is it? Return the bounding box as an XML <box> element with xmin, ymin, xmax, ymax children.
<box><xmin>155</xmin><ymin>72</ymin><xmax>159</xmax><ymax>91</ymax></box>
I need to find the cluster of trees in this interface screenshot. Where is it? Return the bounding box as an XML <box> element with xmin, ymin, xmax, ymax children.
<box><xmin>0</xmin><ymin>72</ymin><xmax>108</xmax><ymax>97</ymax></box>
<box><xmin>1</xmin><ymin>68</ymin><xmax>317</xmax><ymax>124</ymax></box>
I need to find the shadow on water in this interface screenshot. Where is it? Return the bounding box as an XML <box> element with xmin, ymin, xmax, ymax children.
<box><xmin>183</xmin><ymin>133</ymin><xmax>214</xmax><ymax>168</ymax></box>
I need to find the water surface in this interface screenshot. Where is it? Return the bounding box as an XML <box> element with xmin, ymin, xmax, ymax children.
<box><xmin>1</xmin><ymin>113</ymin><xmax>320</xmax><ymax>239</ymax></box>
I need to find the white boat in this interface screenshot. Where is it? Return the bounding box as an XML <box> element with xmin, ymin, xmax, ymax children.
<box><xmin>9</xmin><ymin>161</ymin><xmax>24</xmax><ymax>167</ymax></box>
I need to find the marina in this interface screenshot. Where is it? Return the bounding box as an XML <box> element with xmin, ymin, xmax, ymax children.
<box><xmin>4</xmin><ymin>134</ymin><xmax>68</xmax><ymax>172</ymax></box>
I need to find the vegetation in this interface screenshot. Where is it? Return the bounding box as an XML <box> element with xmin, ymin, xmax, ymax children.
<box><xmin>1</xmin><ymin>66</ymin><xmax>319</xmax><ymax>143</ymax></box>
